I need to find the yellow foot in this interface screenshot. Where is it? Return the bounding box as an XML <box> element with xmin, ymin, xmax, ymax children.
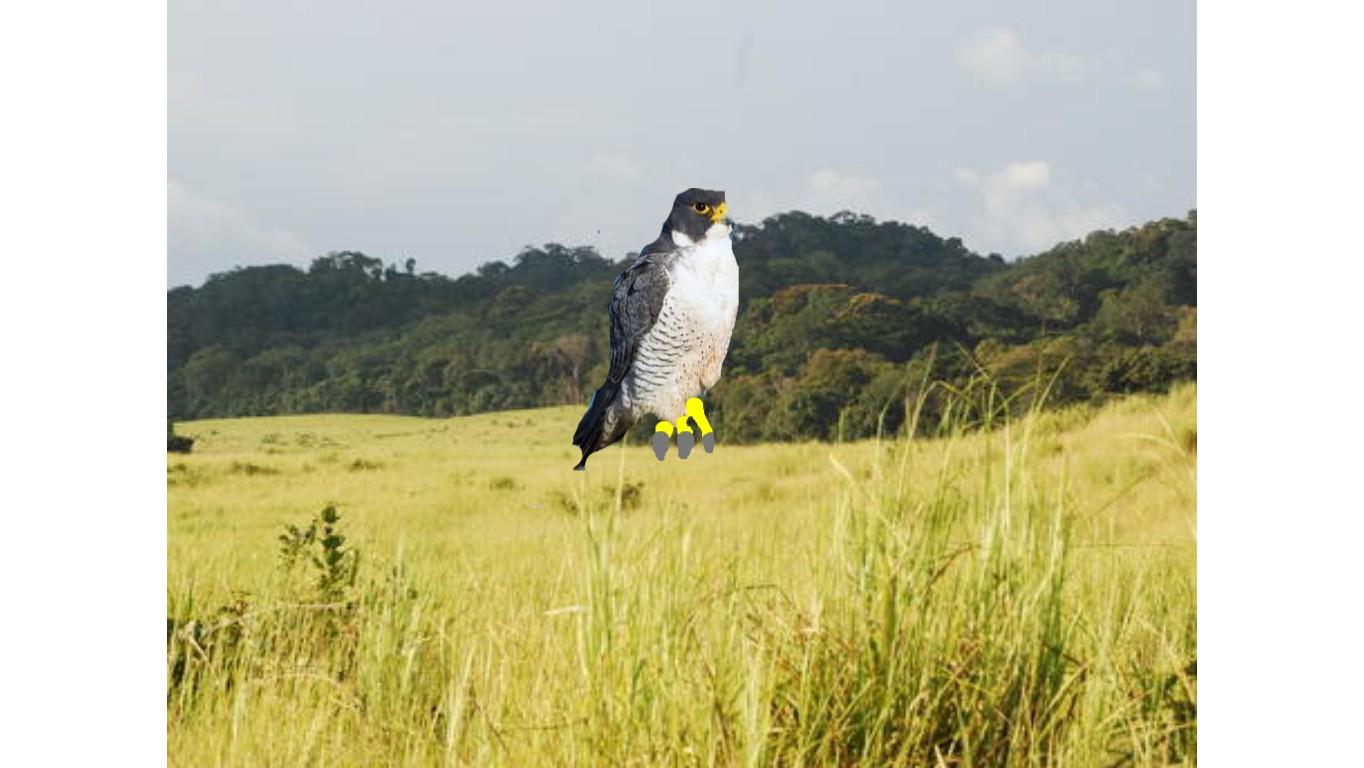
<box><xmin>685</xmin><ymin>397</ymin><xmax>716</xmax><ymax>453</ymax></box>
<box><xmin>675</xmin><ymin>415</ymin><xmax>695</xmax><ymax>459</ymax></box>
<box><xmin>651</xmin><ymin>421</ymin><xmax>673</xmax><ymax>461</ymax></box>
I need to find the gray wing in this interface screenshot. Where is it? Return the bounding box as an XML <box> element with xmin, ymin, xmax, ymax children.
<box><xmin>606</xmin><ymin>253</ymin><xmax>674</xmax><ymax>387</ymax></box>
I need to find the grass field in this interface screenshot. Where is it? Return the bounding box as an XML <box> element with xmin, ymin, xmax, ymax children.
<box><xmin>168</xmin><ymin>384</ymin><xmax>1196</xmax><ymax>766</ymax></box>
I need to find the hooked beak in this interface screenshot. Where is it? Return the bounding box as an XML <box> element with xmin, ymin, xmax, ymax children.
<box><xmin>709</xmin><ymin>201</ymin><xmax>729</xmax><ymax>224</ymax></box>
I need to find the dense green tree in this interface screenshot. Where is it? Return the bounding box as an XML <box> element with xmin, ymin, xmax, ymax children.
<box><xmin>765</xmin><ymin>349</ymin><xmax>890</xmax><ymax>441</ymax></box>
<box><xmin>167</xmin><ymin>210</ymin><xmax>1197</xmax><ymax>441</ymax></box>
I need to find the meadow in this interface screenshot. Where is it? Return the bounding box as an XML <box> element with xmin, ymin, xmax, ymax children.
<box><xmin>168</xmin><ymin>384</ymin><xmax>1196</xmax><ymax>766</ymax></box>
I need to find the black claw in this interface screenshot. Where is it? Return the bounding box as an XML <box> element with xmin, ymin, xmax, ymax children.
<box><xmin>677</xmin><ymin>432</ymin><xmax>695</xmax><ymax>459</ymax></box>
<box><xmin>651</xmin><ymin>432</ymin><xmax>670</xmax><ymax>461</ymax></box>
<box><xmin>702</xmin><ymin>433</ymin><xmax>715</xmax><ymax>453</ymax></box>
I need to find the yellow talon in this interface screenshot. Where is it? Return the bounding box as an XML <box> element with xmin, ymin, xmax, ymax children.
<box><xmin>685</xmin><ymin>397</ymin><xmax>713</xmax><ymax>435</ymax></box>
<box><xmin>655</xmin><ymin>420</ymin><xmax>675</xmax><ymax>436</ymax></box>
<box><xmin>674</xmin><ymin>412</ymin><xmax>696</xmax><ymax>460</ymax></box>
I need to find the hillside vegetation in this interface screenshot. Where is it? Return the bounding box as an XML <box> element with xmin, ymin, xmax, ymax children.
<box><xmin>169</xmin><ymin>210</ymin><xmax>1196</xmax><ymax>441</ymax></box>
<box><xmin>168</xmin><ymin>383</ymin><xmax>1196</xmax><ymax>766</ymax></box>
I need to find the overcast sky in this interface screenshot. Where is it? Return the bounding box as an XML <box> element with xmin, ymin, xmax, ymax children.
<box><xmin>169</xmin><ymin>0</ymin><xmax>1194</xmax><ymax>287</ymax></box>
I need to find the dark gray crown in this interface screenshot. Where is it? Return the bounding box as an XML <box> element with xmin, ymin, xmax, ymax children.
<box><xmin>641</xmin><ymin>188</ymin><xmax>727</xmax><ymax>254</ymax></box>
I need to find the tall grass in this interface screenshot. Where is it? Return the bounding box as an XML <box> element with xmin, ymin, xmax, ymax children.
<box><xmin>168</xmin><ymin>383</ymin><xmax>1195</xmax><ymax>766</ymax></box>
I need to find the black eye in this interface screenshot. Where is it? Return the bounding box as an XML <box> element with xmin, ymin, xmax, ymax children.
<box><xmin>693</xmin><ymin>202</ymin><xmax>710</xmax><ymax>214</ymax></box>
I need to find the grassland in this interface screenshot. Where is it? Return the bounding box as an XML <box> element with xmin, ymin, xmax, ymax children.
<box><xmin>168</xmin><ymin>384</ymin><xmax>1196</xmax><ymax>766</ymax></box>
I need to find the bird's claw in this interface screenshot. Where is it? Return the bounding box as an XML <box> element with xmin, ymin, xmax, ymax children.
<box><xmin>651</xmin><ymin>398</ymin><xmax>716</xmax><ymax>462</ymax></box>
<box><xmin>686</xmin><ymin>397</ymin><xmax>715</xmax><ymax>454</ymax></box>
<box><xmin>677</xmin><ymin>430</ymin><xmax>695</xmax><ymax>459</ymax></box>
<box><xmin>652</xmin><ymin>430</ymin><xmax>670</xmax><ymax>461</ymax></box>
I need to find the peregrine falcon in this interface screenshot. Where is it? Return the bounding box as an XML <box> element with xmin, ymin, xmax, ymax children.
<box><xmin>572</xmin><ymin>188</ymin><xmax>739</xmax><ymax>470</ymax></box>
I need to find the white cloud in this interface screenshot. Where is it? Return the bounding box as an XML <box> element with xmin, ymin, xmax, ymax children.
<box><xmin>807</xmin><ymin>169</ymin><xmax>882</xmax><ymax>213</ymax></box>
<box><xmin>956</xmin><ymin>161</ymin><xmax>1124</xmax><ymax>254</ymax></box>
<box><xmin>958</xmin><ymin>28</ymin><xmax>1031</xmax><ymax>84</ymax></box>
<box><xmin>1134</xmin><ymin>67</ymin><xmax>1164</xmax><ymax>90</ymax></box>
<box><xmin>168</xmin><ymin>181</ymin><xmax>309</xmax><ymax>285</ymax></box>
<box><xmin>802</xmin><ymin>170</ymin><xmax>934</xmax><ymax>226</ymax></box>
<box><xmin>958</xmin><ymin>28</ymin><xmax>1092</xmax><ymax>86</ymax></box>
<box><xmin>996</xmin><ymin>160</ymin><xmax>1051</xmax><ymax>190</ymax></box>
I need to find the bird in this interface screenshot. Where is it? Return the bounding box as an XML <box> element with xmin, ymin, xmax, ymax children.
<box><xmin>572</xmin><ymin>188</ymin><xmax>739</xmax><ymax>470</ymax></box>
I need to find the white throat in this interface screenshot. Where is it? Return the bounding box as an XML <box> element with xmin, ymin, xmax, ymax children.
<box><xmin>671</xmin><ymin>221</ymin><xmax>731</xmax><ymax>249</ymax></box>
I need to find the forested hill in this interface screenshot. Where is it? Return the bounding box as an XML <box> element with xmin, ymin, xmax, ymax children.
<box><xmin>169</xmin><ymin>209</ymin><xmax>1196</xmax><ymax>442</ymax></box>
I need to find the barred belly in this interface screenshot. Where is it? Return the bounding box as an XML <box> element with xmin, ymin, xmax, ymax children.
<box><xmin>622</xmin><ymin>297</ymin><xmax>707</xmax><ymax>420</ymax></box>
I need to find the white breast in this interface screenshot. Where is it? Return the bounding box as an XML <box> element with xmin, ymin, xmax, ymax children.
<box><xmin>622</xmin><ymin>233</ymin><xmax>739</xmax><ymax>419</ymax></box>
<box><xmin>670</xmin><ymin>235</ymin><xmax>739</xmax><ymax>331</ymax></box>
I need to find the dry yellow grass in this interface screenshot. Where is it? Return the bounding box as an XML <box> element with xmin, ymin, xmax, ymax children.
<box><xmin>168</xmin><ymin>384</ymin><xmax>1195</xmax><ymax>766</ymax></box>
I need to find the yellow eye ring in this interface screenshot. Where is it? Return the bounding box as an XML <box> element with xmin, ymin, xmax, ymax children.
<box><xmin>693</xmin><ymin>202</ymin><xmax>710</xmax><ymax>214</ymax></box>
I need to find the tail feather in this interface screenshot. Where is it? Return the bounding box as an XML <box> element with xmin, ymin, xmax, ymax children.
<box><xmin>572</xmin><ymin>385</ymin><xmax>629</xmax><ymax>470</ymax></box>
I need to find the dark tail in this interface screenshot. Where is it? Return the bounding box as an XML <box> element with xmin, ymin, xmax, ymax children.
<box><xmin>572</xmin><ymin>384</ymin><xmax>628</xmax><ymax>470</ymax></box>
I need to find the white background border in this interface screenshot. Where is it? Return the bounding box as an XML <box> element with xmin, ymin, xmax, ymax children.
<box><xmin>1200</xmin><ymin>0</ymin><xmax>1364</xmax><ymax>763</ymax></box>
<box><xmin>1</xmin><ymin>0</ymin><xmax>165</xmax><ymax>764</ymax></box>
<box><xmin>3</xmin><ymin>0</ymin><xmax>1364</xmax><ymax>763</ymax></box>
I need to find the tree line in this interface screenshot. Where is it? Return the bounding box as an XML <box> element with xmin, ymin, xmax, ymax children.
<box><xmin>169</xmin><ymin>209</ymin><xmax>1196</xmax><ymax>442</ymax></box>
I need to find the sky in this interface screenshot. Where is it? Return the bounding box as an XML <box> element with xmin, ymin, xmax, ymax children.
<box><xmin>169</xmin><ymin>0</ymin><xmax>1195</xmax><ymax>287</ymax></box>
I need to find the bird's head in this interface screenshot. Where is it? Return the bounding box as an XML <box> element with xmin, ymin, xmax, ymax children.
<box><xmin>663</xmin><ymin>188</ymin><xmax>730</xmax><ymax>247</ymax></box>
